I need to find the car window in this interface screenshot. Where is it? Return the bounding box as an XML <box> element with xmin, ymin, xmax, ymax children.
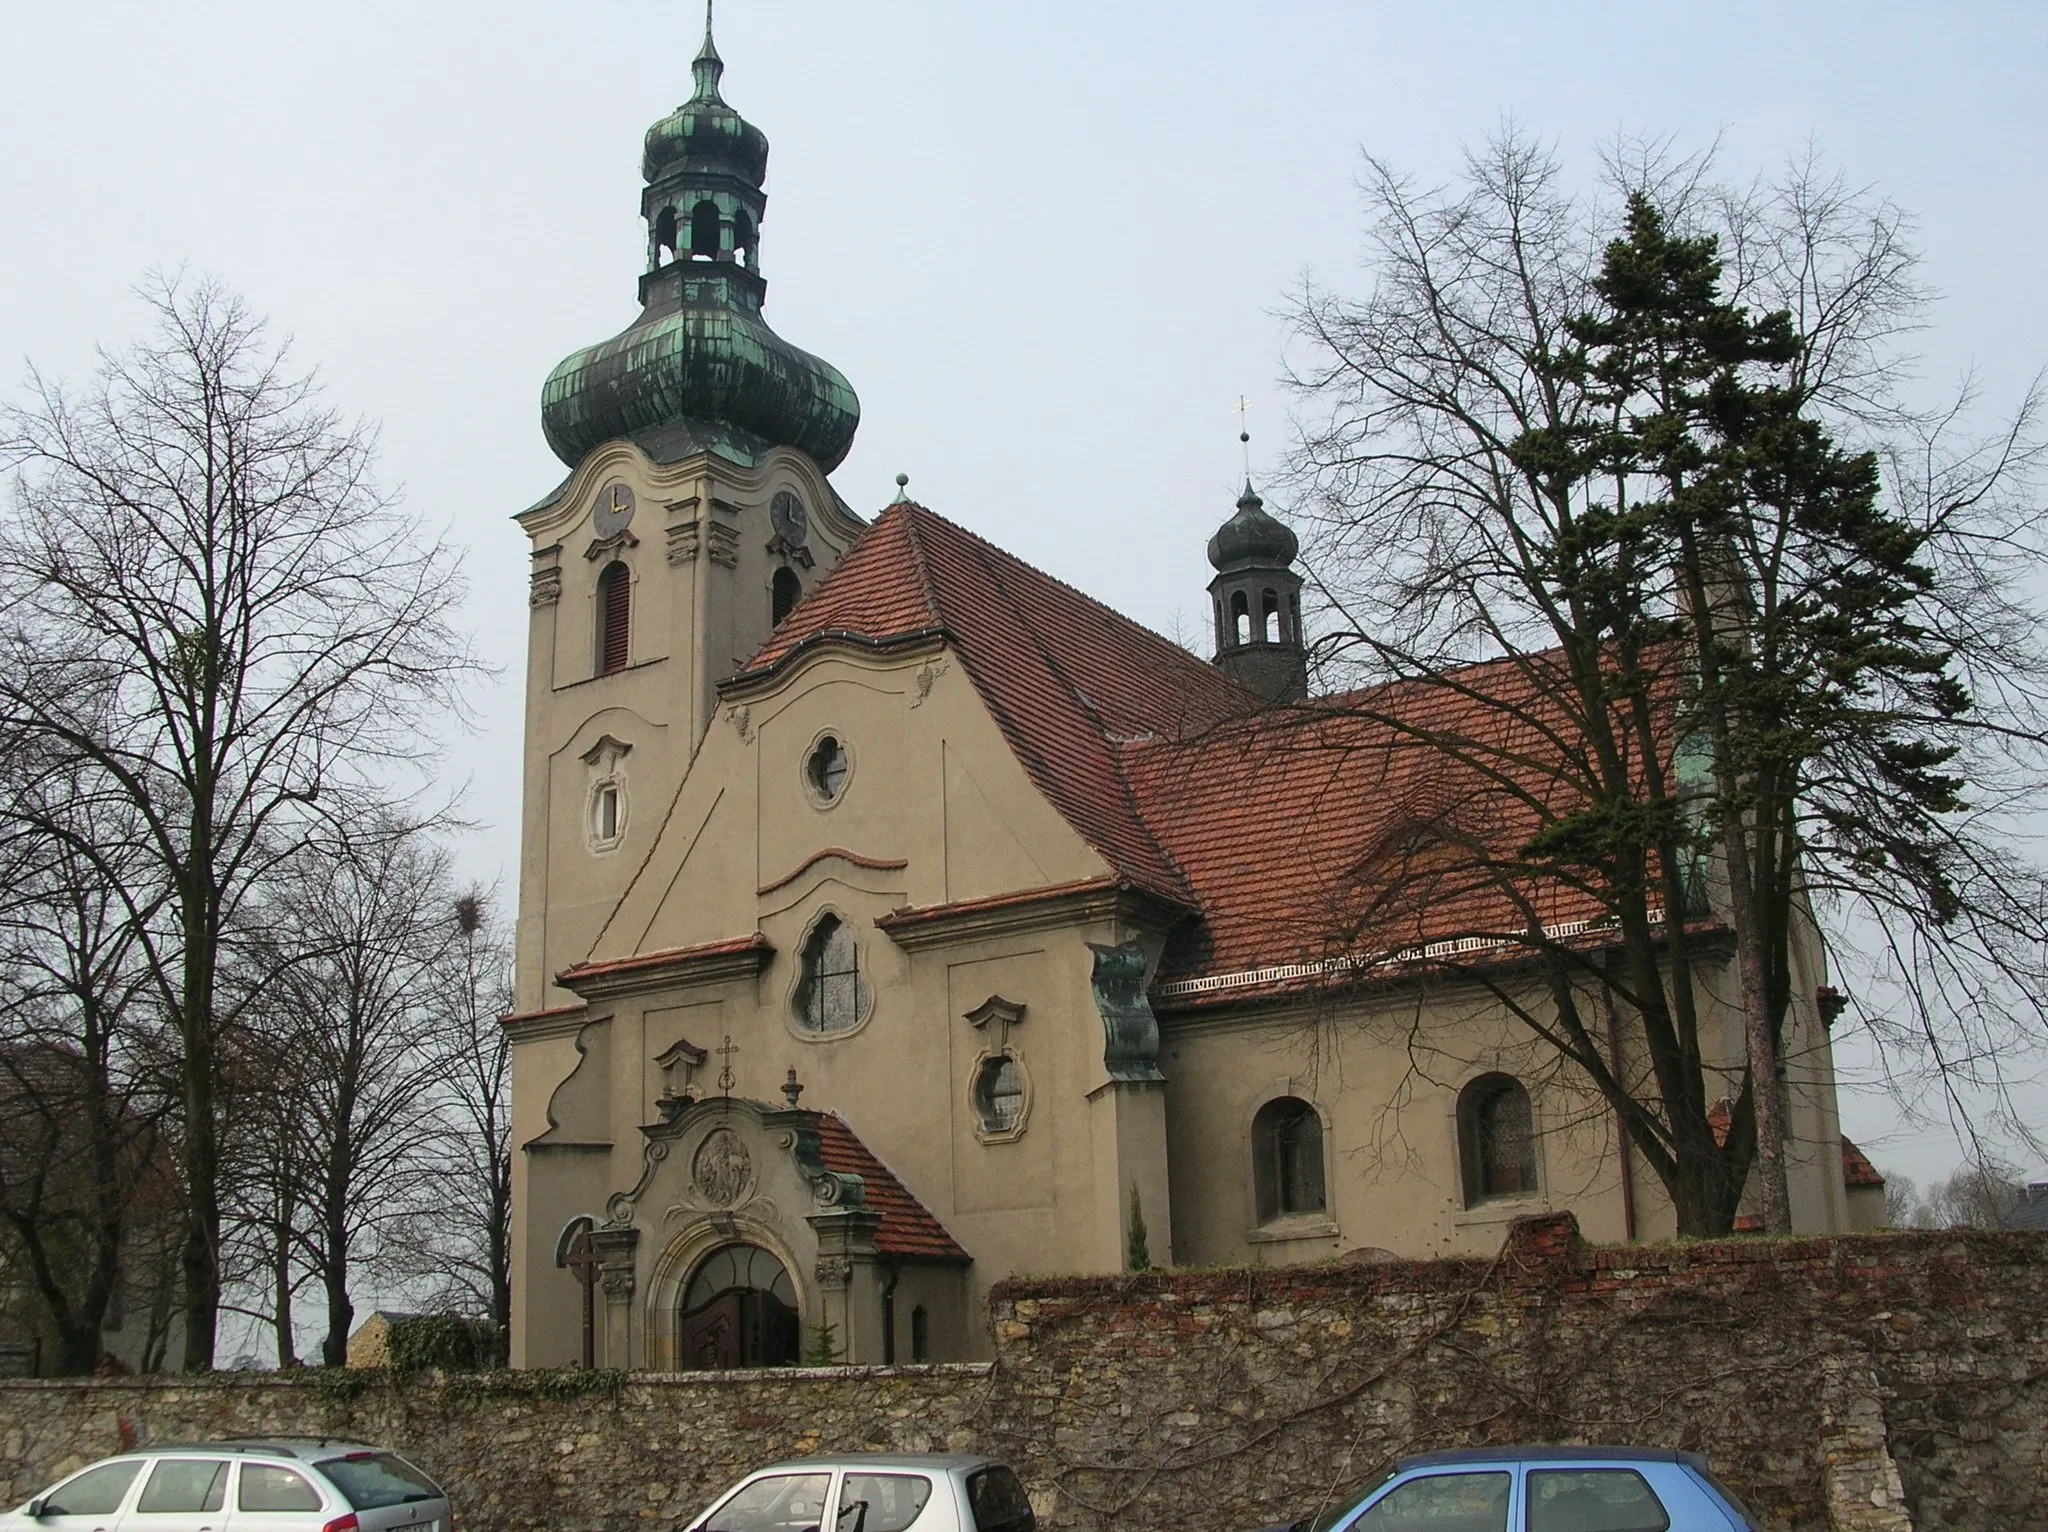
<box><xmin>703</xmin><ymin>1473</ymin><xmax>835</xmax><ymax>1532</ymax></box>
<box><xmin>315</xmin><ymin>1453</ymin><xmax>442</xmax><ymax>1510</ymax></box>
<box><xmin>838</xmin><ymin>1474</ymin><xmax>934</xmax><ymax>1532</ymax></box>
<box><xmin>965</xmin><ymin>1467</ymin><xmax>1033</xmax><ymax>1532</ymax></box>
<box><xmin>240</xmin><ymin>1465</ymin><xmax>324</xmax><ymax>1512</ymax></box>
<box><xmin>41</xmin><ymin>1461</ymin><xmax>144</xmax><ymax>1516</ymax></box>
<box><xmin>1355</xmin><ymin>1471</ymin><xmax>1510</xmax><ymax>1532</ymax></box>
<box><xmin>137</xmin><ymin>1459</ymin><xmax>230</xmax><ymax>1514</ymax></box>
<box><xmin>1525</xmin><ymin>1470</ymin><xmax>1669</xmax><ymax>1532</ymax></box>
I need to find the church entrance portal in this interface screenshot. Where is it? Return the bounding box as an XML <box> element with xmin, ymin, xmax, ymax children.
<box><xmin>679</xmin><ymin>1243</ymin><xmax>800</xmax><ymax>1369</ymax></box>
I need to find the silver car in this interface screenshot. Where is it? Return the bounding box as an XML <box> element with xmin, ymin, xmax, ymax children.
<box><xmin>1</xmin><ymin>1440</ymin><xmax>450</xmax><ymax>1532</ymax></box>
<box><xmin>683</xmin><ymin>1454</ymin><xmax>1034</xmax><ymax>1532</ymax></box>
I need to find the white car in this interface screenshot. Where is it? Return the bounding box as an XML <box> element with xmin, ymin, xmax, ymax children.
<box><xmin>2</xmin><ymin>1440</ymin><xmax>450</xmax><ymax>1532</ymax></box>
<box><xmin>684</xmin><ymin>1455</ymin><xmax>1035</xmax><ymax>1532</ymax></box>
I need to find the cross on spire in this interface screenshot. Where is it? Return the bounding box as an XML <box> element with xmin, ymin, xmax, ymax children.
<box><xmin>1235</xmin><ymin>396</ymin><xmax>1254</xmax><ymax>480</ymax></box>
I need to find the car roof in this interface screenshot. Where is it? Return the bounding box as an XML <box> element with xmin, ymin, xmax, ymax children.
<box><xmin>751</xmin><ymin>1454</ymin><xmax>1001</xmax><ymax>1474</ymax></box>
<box><xmin>1397</xmin><ymin>1447</ymin><xmax>1707</xmax><ymax>1471</ymax></box>
<box><xmin>122</xmin><ymin>1440</ymin><xmax>388</xmax><ymax>1460</ymax></box>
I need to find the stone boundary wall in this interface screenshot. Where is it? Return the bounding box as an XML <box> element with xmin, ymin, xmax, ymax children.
<box><xmin>0</xmin><ymin>1218</ymin><xmax>2041</xmax><ymax>1532</ymax></box>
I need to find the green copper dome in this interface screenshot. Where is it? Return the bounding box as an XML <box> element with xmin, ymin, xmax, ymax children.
<box><xmin>539</xmin><ymin>4</ymin><xmax>859</xmax><ymax>473</ymax></box>
<box><xmin>541</xmin><ymin>282</ymin><xmax>859</xmax><ymax>472</ymax></box>
<box><xmin>641</xmin><ymin>20</ymin><xmax>769</xmax><ymax>186</ymax></box>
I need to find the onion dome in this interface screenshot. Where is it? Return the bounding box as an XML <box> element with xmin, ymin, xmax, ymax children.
<box><xmin>1206</xmin><ymin>480</ymin><xmax>1300</xmax><ymax>571</ymax></box>
<box><xmin>641</xmin><ymin>17</ymin><xmax>769</xmax><ymax>187</ymax></box>
<box><xmin>539</xmin><ymin>4</ymin><xmax>860</xmax><ymax>474</ymax></box>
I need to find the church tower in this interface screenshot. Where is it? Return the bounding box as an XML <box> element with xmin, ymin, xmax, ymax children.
<box><xmin>1206</xmin><ymin>480</ymin><xmax>1308</xmax><ymax>703</ymax></box>
<box><xmin>513</xmin><ymin>7</ymin><xmax>866</xmax><ymax>1009</ymax></box>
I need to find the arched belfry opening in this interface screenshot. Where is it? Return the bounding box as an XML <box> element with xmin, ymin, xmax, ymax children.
<box><xmin>596</xmin><ymin>561</ymin><xmax>631</xmax><ymax>676</ymax></box>
<box><xmin>771</xmin><ymin>566</ymin><xmax>802</xmax><ymax>626</ymax></box>
<box><xmin>690</xmin><ymin>199</ymin><xmax>722</xmax><ymax>260</ymax></box>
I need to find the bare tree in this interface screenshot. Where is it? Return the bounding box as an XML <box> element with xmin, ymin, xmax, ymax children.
<box><xmin>1282</xmin><ymin>132</ymin><xmax>2048</xmax><ymax>1235</ymax></box>
<box><xmin>240</xmin><ymin>817</ymin><xmax>465</xmax><ymax>1367</ymax></box>
<box><xmin>0</xmin><ymin>765</ymin><xmax>178</xmax><ymax>1373</ymax></box>
<box><xmin>1899</xmin><ymin>1160</ymin><xmax>2028</xmax><ymax>1229</ymax></box>
<box><xmin>386</xmin><ymin>887</ymin><xmax>515</xmax><ymax>1361</ymax></box>
<box><xmin>0</xmin><ymin>274</ymin><xmax>480</xmax><ymax>1367</ymax></box>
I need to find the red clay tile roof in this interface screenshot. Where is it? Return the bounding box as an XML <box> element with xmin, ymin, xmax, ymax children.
<box><xmin>1122</xmin><ymin>663</ymin><xmax>1623</xmax><ymax>986</ymax></box>
<box><xmin>814</xmin><ymin>1112</ymin><xmax>970</xmax><ymax>1262</ymax></box>
<box><xmin>737</xmin><ymin>504</ymin><xmax>1253</xmax><ymax>908</ymax></box>
<box><xmin>1841</xmin><ymin>1135</ymin><xmax>1886</xmax><ymax>1189</ymax></box>
<box><xmin>734</xmin><ymin>504</ymin><xmax>1659</xmax><ymax>989</ymax></box>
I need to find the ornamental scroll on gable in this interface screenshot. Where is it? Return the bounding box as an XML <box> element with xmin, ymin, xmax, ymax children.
<box><xmin>1089</xmin><ymin>941</ymin><xmax>1165</xmax><ymax>1082</ymax></box>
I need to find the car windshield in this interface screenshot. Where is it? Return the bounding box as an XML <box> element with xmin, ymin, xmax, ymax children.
<box><xmin>703</xmin><ymin>1473</ymin><xmax>834</xmax><ymax>1532</ymax></box>
<box><xmin>1299</xmin><ymin>1469</ymin><xmax>1398</xmax><ymax>1532</ymax></box>
<box><xmin>316</xmin><ymin>1453</ymin><xmax>443</xmax><ymax>1510</ymax></box>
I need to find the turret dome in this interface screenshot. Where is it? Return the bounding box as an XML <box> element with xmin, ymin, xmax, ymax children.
<box><xmin>1206</xmin><ymin>481</ymin><xmax>1299</xmax><ymax>571</ymax></box>
<box><xmin>641</xmin><ymin>25</ymin><xmax>769</xmax><ymax>186</ymax></box>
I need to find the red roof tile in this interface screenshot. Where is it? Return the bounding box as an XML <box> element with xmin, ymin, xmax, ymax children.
<box><xmin>814</xmin><ymin>1112</ymin><xmax>970</xmax><ymax>1262</ymax></box>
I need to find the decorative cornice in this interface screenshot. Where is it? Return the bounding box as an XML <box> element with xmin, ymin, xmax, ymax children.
<box><xmin>717</xmin><ymin>627</ymin><xmax>950</xmax><ymax>701</ymax></box>
<box><xmin>757</xmin><ymin>847</ymin><xmax>909</xmax><ymax>899</ymax></box>
<box><xmin>1149</xmin><ymin>909</ymin><xmax>1731</xmax><ymax>1014</ymax></box>
<box><xmin>877</xmin><ymin>876</ymin><xmax>1186</xmax><ymax>953</ymax></box>
<box><xmin>556</xmin><ymin>933</ymin><xmax>773</xmax><ymax>1001</ymax></box>
<box><xmin>500</xmin><ymin>1003</ymin><xmax>591</xmax><ymax>1042</ymax></box>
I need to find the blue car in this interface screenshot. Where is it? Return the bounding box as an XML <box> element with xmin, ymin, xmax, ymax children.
<box><xmin>1275</xmin><ymin>1447</ymin><xmax>1761</xmax><ymax>1532</ymax></box>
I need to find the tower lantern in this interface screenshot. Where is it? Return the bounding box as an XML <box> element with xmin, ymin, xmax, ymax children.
<box><xmin>1206</xmin><ymin>479</ymin><xmax>1307</xmax><ymax>704</ymax></box>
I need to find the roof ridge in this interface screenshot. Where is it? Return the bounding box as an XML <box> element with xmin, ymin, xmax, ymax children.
<box><xmin>899</xmin><ymin>503</ymin><xmax>1246</xmax><ymax>698</ymax></box>
<box><xmin>893</xmin><ymin>503</ymin><xmax>947</xmax><ymax>630</ymax></box>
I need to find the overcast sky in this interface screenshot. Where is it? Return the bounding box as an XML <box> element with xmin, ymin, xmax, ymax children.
<box><xmin>4</xmin><ymin>1</ymin><xmax>2044</xmax><ymax>1190</ymax></box>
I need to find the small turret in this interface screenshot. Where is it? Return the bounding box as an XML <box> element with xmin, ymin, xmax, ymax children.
<box><xmin>1207</xmin><ymin>479</ymin><xmax>1307</xmax><ymax>703</ymax></box>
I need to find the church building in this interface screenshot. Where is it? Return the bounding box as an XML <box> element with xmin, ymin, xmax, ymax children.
<box><xmin>507</xmin><ymin>19</ymin><xmax>1871</xmax><ymax>1371</ymax></box>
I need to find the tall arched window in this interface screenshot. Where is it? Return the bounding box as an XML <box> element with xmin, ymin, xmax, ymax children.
<box><xmin>1230</xmin><ymin>589</ymin><xmax>1251</xmax><ymax>646</ymax></box>
<box><xmin>1252</xmin><ymin>1096</ymin><xmax>1326</xmax><ymax>1222</ymax></box>
<box><xmin>1458</xmin><ymin>1073</ymin><xmax>1538</xmax><ymax>1205</ymax></box>
<box><xmin>654</xmin><ymin>205</ymin><xmax>678</xmax><ymax>263</ymax></box>
<box><xmin>772</xmin><ymin>567</ymin><xmax>802</xmax><ymax>626</ymax></box>
<box><xmin>734</xmin><ymin>209</ymin><xmax>757</xmax><ymax>269</ymax></box>
<box><xmin>794</xmin><ymin>913</ymin><xmax>867</xmax><ymax>1034</ymax></box>
<box><xmin>596</xmin><ymin>562</ymin><xmax>631</xmax><ymax>675</ymax></box>
<box><xmin>1260</xmin><ymin>588</ymin><xmax>1279</xmax><ymax>642</ymax></box>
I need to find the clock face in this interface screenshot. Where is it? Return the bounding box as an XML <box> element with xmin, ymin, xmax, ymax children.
<box><xmin>771</xmin><ymin>489</ymin><xmax>808</xmax><ymax>545</ymax></box>
<box><xmin>594</xmin><ymin>480</ymin><xmax>636</xmax><ymax>539</ymax></box>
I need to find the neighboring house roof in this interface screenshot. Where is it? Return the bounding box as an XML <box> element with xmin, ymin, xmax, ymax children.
<box><xmin>1841</xmin><ymin>1136</ymin><xmax>1886</xmax><ymax>1189</ymax></box>
<box><xmin>2009</xmin><ymin>1186</ymin><xmax>2048</xmax><ymax>1230</ymax></box>
<box><xmin>814</xmin><ymin>1112</ymin><xmax>970</xmax><ymax>1263</ymax></box>
<box><xmin>733</xmin><ymin>503</ymin><xmax>1646</xmax><ymax>990</ymax></box>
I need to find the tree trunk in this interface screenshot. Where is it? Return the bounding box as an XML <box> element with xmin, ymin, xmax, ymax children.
<box><xmin>179</xmin><ymin>885</ymin><xmax>220</xmax><ymax>1371</ymax></box>
<box><xmin>1720</xmin><ymin>815</ymin><xmax>1794</xmax><ymax>1233</ymax></box>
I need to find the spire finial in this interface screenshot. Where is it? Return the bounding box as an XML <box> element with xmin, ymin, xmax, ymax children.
<box><xmin>1235</xmin><ymin>394</ymin><xmax>1256</xmax><ymax>483</ymax></box>
<box><xmin>891</xmin><ymin>473</ymin><xmax>911</xmax><ymax>505</ymax></box>
<box><xmin>690</xmin><ymin>0</ymin><xmax>726</xmax><ymax>103</ymax></box>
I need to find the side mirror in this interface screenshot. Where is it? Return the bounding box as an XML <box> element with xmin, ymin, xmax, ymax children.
<box><xmin>24</xmin><ymin>1497</ymin><xmax>47</xmax><ymax>1519</ymax></box>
